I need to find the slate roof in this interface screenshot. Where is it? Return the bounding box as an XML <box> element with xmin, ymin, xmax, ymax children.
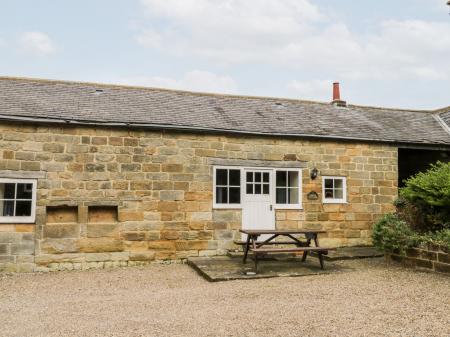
<box><xmin>0</xmin><ymin>77</ymin><xmax>450</xmax><ymax>147</ymax></box>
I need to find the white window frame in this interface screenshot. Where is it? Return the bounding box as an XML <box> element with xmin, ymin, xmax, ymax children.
<box><xmin>322</xmin><ymin>176</ymin><xmax>347</xmax><ymax>204</ymax></box>
<box><xmin>274</xmin><ymin>169</ymin><xmax>303</xmax><ymax>210</ymax></box>
<box><xmin>213</xmin><ymin>166</ymin><xmax>242</xmax><ymax>209</ymax></box>
<box><xmin>212</xmin><ymin>166</ymin><xmax>303</xmax><ymax>210</ymax></box>
<box><xmin>0</xmin><ymin>178</ymin><xmax>37</xmax><ymax>223</ymax></box>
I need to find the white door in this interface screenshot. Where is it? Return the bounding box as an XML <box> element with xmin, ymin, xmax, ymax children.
<box><xmin>241</xmin><ymin>169</ymin><xmax>275</xmax><ymax>240</ymax></box>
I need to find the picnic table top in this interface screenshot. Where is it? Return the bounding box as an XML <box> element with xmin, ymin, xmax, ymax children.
<box><xmin>239</xmin><ymin>229</ymin><xmax>326</xmax><ymax>235</ymax></box>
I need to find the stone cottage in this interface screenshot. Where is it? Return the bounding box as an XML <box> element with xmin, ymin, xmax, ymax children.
<box><xmin>0</xmin><ymin>77</ymin><xmax>449</xmax><ymax>272</ymax></box>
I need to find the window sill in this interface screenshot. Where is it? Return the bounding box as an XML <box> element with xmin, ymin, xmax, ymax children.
<box><xmin>274</xmin><ymin>206</ymin><xmax>303</xmax><ymax>210</ymax></box>
<box><xmin>212</xmin><ymin>204</ymin><xmax>242</xmax><ymax>210</ymax></box>
<box><xmin>0</xmin><ymin>217</ymin><xmax>36</xmax><ymax>224</ymax></box>
<box><xmin>322</xmin><ymin>200</ymin><xmax>347</xmax><ymax>204</ymax></box>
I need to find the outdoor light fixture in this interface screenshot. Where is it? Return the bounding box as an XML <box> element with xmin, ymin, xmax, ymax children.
<box><xmin>310</xmin><ymin>168</ymin><xmax>319</xmax><ymax>180</ymax></box>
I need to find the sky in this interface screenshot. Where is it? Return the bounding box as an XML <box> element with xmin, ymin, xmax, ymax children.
<box><xmin>0</xmin><ymin>0</ymin><xmax>449</xmax><ymax>109</ymax></box>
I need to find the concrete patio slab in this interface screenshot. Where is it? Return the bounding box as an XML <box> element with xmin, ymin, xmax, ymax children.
<box><xmin>187</xmin><ymin>255</ymin><xmax>352</xmax><ymax>282</ymax></box>
<box><xmin>312</xmin><ymin>246</ymin><xmax>384</xmax><ymax>261</ymax></box>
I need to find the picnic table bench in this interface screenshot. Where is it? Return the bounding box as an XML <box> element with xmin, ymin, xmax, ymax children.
<box><xmin>239</xmin><ymin>229</ymin><xmax>336</xmax><ymax>272</ymax></box>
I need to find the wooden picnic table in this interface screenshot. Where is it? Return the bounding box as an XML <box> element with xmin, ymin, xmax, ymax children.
<box><xmin>239</xmin><ymin>229</ymin><xmax>335</xmax><ymax>272</ymax></box>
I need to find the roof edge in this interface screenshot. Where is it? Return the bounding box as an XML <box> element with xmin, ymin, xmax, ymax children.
<box><xmin>1</xmin><ymin>113</ymin><xmax>450</xmax><ymax>149</ymax></box>
<box><xmin>0</xmin><ymin>75</ymin><xmax>445</xmax><ymax>113</ymax></box>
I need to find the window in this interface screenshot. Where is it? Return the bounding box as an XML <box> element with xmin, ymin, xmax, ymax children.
<box><xmin>0</xmin><ymin>178</ymin><xmax>37</xmax><ymax>223</ymax></box>
<box><xmin>275</xmin><ymin>170</ymin><xmax>302</xmax><ymax>209</ymax></box>
<box><xmin>246</xmin><ymin>171</ymin><xmax>270</xmax><ymax>195</ymax></box>
<box><xmin>322</xmin><ymin>176</ymin><xmax>347</xmax><ymax>203</ymax></box>
<box><xmin>213</xmin><ymin>167</ymin><xmax>241</xmax><ymax>208</ymax></box>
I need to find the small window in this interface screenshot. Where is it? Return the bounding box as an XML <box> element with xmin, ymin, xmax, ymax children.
<box><xmin>246</xmin><ymin>171</ymin><xmax>270</xmax><ymax>195</ymax></box>
<box><xmin>322</xmin><ymin>176</ymin><xmax>346</xmax><ymax>204</ymax></box>
<box><xmin>214</xmin><ymin>167</ymin><xmax>241</xmax><ymax>208</ymax></box>
<box><xmin>0</xmin><ymin>178</ymin><xmax>37</xmax><ymax>223</ymax></box>
<box><xmin>275</xmin><ymin>170</ymin><xmax>302</xmax><ymax>209</ymax></box>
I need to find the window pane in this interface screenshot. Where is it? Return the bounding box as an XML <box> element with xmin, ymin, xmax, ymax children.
<box><xmin>16</xmin><ymin>184</ymin><xmax>33</xmax><ymax>199</ymax></box>
<box><xmin>216</xmin><ymin>187</ymin><xmax>228</xmax><ymax>203</ymax></box>
<box><xmin>216</xmin><ymin>169</ymin><xmax>228</xmax><ymax>185</ymax></box>
<box><xmin>288</xmin><ymin>171</ymin><xmax>298</xmax><ymax>188</ymax></box>
<box><xmin>229</xmin><ymin>169</ymin><xmax>240</xmax><ymax>186</ymax></box>
<box><xmin>288</xmin><ymin>188</ymin><xmax>299</xmax><ymax>204</ymax></box>
<box><xmin>15</xmin><ymin>201</ymin><xmax>32</xmax><ymax>216</ymax></box>
<box><xmin>263</xmin><ymin>184</ymin><xmax>269</xmax><ymax>194</ymax></box>
<box><xmin>324</xmin><ymin>188</ymin><xmax>334</xmax><ymax>199</ymax></box>
<box><xmin>254</xmin><ymin>172</ymin><xmax>261</xmax><ymax>182</ymax></box>
<box><xmin>246</xmin><ymin>183</ymin><xmax>253</xmax><ymax>194</ymax></box>
<box><xmin>334</xmin><ymin>179</ymin><xmax>343</xmax><ymax>189</ymax></box>
<box><xmin>229</xmin><ymin>187</ymin><xmax>240</xmax><ymax>204</ymax></box>
<box><xmin>324</xmin><ymin>179</ymin><xmax>333</xmax><ymax>189</ymax></box>
<box><xmin>276</xmin><ymin>171</ymin><xmax>287</xmax><ymax>187</ymax></box>
<box><xmin>246</xmin><ymin>172</ymin><xmax>253</xmax><ymax>183</ymax></box>
<box><xmin>263</xmin><ymin>172</ymin><xmax>269</xmax><ymax>183</ymax></box>
<box><xmin>255</xmin><ymin>184</ymin><xmax>261</xmax><ymax>194</ymax></box>
<box><xmin>276</xmin><ymin>188</ymin><xmax>287</xmax><ymax>203</ymax></box>
<box><xmin>334</xmin><ymin>189</ymin><xmax>343</xmax><ymax>199</ymax></box>
<box><xmin>0</xmin><ymin>183</ymin><xmax>16</xmax><ymax>199</ymax></box>
<box><xmin>1</xmin><ymin>200</ymin><xmax>15</xmax><ymax>216</ymax></box>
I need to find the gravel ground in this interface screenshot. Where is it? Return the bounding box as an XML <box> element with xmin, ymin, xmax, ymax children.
<box><xmin>1</xmin><ymin>258</ymin><xmax>449</xmax><ymax>337</ymax></box>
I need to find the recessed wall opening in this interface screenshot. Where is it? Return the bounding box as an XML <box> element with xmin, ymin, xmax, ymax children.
<box><xmin>46</xmin><ymin>206</ymin><xmax>78</xmax><ymax>223</ymax></box>
<box><xmin>398</xmin><ymin>148</ymin><xmax>450</xmax><ymax>187</ymax></box>
<box><xmin>88</xmin><ymin>206</ymin><xmax>118</xmax><ymax>223</ymax></box>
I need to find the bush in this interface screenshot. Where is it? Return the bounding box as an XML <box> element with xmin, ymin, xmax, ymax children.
<box><xmin>372</xmin><ymin>214</ymin><xmax>418</xmax><ymax>254</ymax></box>
<box><xmin>420</xmin><ymin>229</ymin><xmax>450</xmax><ymax>250</ymax></box>
<box><xmin>400</xmin><ymin>161</ymin><xmax>450</xmax><ymax>231</ymax></box>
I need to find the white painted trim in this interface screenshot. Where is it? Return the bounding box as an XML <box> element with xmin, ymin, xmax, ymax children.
<box><xmin>0</xmin><ymin>178</ymin><xmax>37</xmax><ymax>224</ymax></box>
<box><xmin>322</xmin><ymin>176</ymin><xmax>347</xmax><ymax>204</ymax></box>
<box><xmin>212</xmin><ymin>166</ymin><xmax>242</xmax><ymax>209</ymax></box>
<box><xmin>212</xmin><ymin>165</ymin><xmax>303</xmax><ymax>210</ymax></box>
<box><xmin>273</xmin><ymin>168</ymin><xmax>303</xmax><ymax>210</ymax></box>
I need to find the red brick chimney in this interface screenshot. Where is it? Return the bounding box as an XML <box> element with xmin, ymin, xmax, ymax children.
<box><xmin>331</xmin><ymin>82</ymin><xmax>347</xmax><ymax>107</ymax></box>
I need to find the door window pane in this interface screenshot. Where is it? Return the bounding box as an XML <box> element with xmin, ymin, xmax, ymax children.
<box><xmin>263</xmin><ymin>172</ymin><xmax>269</xmax><ymax>183</ymax></box>
<box><xmin>255</xmin><ymin>184</ymin><xmax>261</xmax><ymax>194</ymax></box>
<box><xmin>263</xmin><ymin>184</ymin><xmax>269</xmax><ymax>194</ymax></box>
<box><xmin>246</xmin><ymin>184</ymin><xmax>253</xmax><ymax>194</ymax></box>
<box><xmin>254</xmin><ymin>172</ymin><xmax>261</xmax><ymax>182</ymax></box>
<box><xmin>246</xmin><ymin>172</ymin><xmax>253</xmax><ymax>182</ymax></box>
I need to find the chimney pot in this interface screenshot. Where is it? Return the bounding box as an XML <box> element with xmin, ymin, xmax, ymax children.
<box><xmin>331</xmin><ymin>82</ymin><xmax>347</xmax><ymax>107</ymax></box>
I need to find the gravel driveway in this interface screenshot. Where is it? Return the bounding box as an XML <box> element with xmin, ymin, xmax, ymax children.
<box><xmin>1</xmin><ymin>258</ymin><xmax>449</xmax><ymax>337</ymax></box>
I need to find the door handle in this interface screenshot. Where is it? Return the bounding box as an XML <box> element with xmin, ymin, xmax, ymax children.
<box><xmin>270</xmin><ymin>205</ymin><xmax>273</xmax><ymax>211</ymax></box>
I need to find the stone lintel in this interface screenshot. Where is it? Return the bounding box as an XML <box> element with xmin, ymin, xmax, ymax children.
<box><xmin>208</xmin><ymin>158</ymin><xmax>307</xmax><ymax>168</ymax></box>
<box><xmin>0</xmin><ymin>170</ymin><xmax>46</xmax><ymax>179</ymax></box>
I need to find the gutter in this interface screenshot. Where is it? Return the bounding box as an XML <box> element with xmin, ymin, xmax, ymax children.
<box><xmin>0</xmin><ymin>114</ymin><xmax>450</xmax><ymax>150</ymax></box>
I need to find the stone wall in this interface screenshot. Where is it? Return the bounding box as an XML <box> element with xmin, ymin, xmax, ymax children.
<box><xmin>387</xmin><ymin>244</ymin><xmax>450</xmax><ymax>274</ymax></box>
<box><xmin>0</xmin><ymin>123</ymin><xmax>398</xmax><ymax>272</ymax></box>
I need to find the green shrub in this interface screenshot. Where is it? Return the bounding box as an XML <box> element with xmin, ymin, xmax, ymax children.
<box><xmin>400</xmin><ymin>161</ymin><xmax>450</xmax><ymax>231</ymax></box>
<box><xmin>420</xmin><ymin>229</ymin><xmax>450</xmax><ymax>250</ymax></box>
<box><xmin>372</xmin><ymin>214</ymin><xmax>418</xmax><ymax>254</ymax></box>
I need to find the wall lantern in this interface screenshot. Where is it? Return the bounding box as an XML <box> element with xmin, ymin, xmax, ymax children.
<box><xmin>310</xmin><ymin>168</ymin><xmax>319</xmax><ymax>180</ymax></box>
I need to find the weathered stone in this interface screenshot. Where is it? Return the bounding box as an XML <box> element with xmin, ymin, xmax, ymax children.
<box><xmin>43</xmin><ymin>224</ymin><xmax>79</xmax><ymax>239</ymax></box>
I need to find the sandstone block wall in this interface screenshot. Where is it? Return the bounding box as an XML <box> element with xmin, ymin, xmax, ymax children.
<box><xmin>0</xmin><ymin>123</ymin><xmax>398</xmax><ymax>272</ymax></box>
